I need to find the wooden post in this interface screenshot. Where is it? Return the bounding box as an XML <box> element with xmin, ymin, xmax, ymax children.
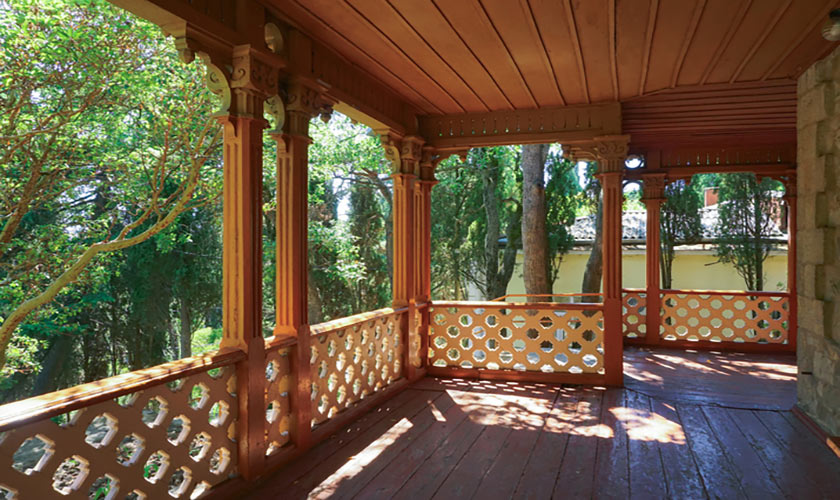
<box><xmin>414</xmin><ymin>147</ymin><xmax>438</xmax><ymax>373</ymax></box>
<box><xmin>383</xmin><ymin>134</ymin><xmax>423</xmax><ymax>381</ymax></box>
<box><xmin>211</xmin><ymin>45</ymin><xmax>278</xmax><ymax>480</ymax></box>
<box><xmin>273</xmin><ymin>80</ymin><xmax>320</xmax><ymax>450</ymax></box>
<box><xmin>592</xmin><ymin>136</ymin><xmax>629</xmax><ymax>387</ymax></box>
<box><xmin>641</xmin><ymin>174</ymin><xmax>666</xmax><ymax>346</ymax></box>
<box><xmin>784</xmin><ymin>176</ymin><xmax>797</xmax><ymax>352</ymax></box>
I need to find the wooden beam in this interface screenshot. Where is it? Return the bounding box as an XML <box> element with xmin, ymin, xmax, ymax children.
<box><xmin>419</xmin><ymin>102</ymin><xmax>621</xmax><ymax>150</ymax></box>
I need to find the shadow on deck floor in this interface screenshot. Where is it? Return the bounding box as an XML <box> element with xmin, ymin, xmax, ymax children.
<box><xmin>245</xmin><ymin>347</ymin><xmax>838</xmax><ymax>499</ymax></box>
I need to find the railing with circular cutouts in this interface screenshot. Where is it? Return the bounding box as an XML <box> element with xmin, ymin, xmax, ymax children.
<box><xmin>0</xmin><ymin>351</ymin><xmax>241</xmax><ymax>500</ymax></box>
<box><xmin>660</xmin><ymin>290</ymin><xmax>789</xmax><ymax>343</ymax></box>
<box><xmin>428</xmin><ymin>301</ymin><xmax>604</xmax><ymax>375</ymax></box>
<box><xmin>622</xmin><ymin>290</ymin><xmax>647</xmax><ymax>339</ymax></box>
<box><xmin>308</xmin><ymin>308</ymin><xmax>405</xmax><ymax>428</ymax></box>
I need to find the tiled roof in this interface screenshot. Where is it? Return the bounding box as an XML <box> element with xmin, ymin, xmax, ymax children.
<box><xmin>569</xmin><ymin>206</ymin><xmax>787</xmax><ymax>242</ymax></box>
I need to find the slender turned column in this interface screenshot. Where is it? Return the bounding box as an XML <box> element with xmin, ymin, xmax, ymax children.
<box><xmin>211</xmin><ymin>45</ymin><xmax>277</xmax><ymax>480</ymax></box>
<box><xmin>592</xmin><ymin>136</ymin><xmax>629</xmax><ymax>387</ymax></box>
<box><xmin>273</xmin><ymin>80</ymin><xmax>320</xmax><ymax>450</ymax></box>
<box><xmin>641</xmin><ymin>174</ymin><xmax>666</xmax><ymax>346</ymax></box>
<box><xmin>413</xmin><ymin>148</ymin><xmax>438</xmax><ymax>373</ymax></box>
<box><xmin>784</xmin><ymin>177</ymin><xmax>797</xmax><ymax>352</ymax></box>
<box><xmin>383</xmin><ymin>134</ymin><xmax>423</xmax><ymax>381</ymax></box>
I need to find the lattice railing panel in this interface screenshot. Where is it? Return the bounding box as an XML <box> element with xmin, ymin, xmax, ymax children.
<box><xmin>264</xmin><ymin>347</ymin><xmax>291</xmax><ymax>456</ymax></box>
<box><xmin>429</xmin><ymin>303</ymin><xmax>604</xmax><ymax>374</ymax></box>
<box><xmin>622</xmin><ymin>290</ymin><xmax>647</xmax><ymax>339</ymax></box>
<box><xmin>309</xmin><ymin>309</ymin><xmax>404</xmax><ymax>427</ymax></box>
<box><xmin>661</xmin><ymin>292</ymin><xmax>789</xmax><ymax>343</ymax></box>
<box><xmin>0</xmin><ymin>357</ymin><xmax>238</xmax><ymax>499</ymax></box>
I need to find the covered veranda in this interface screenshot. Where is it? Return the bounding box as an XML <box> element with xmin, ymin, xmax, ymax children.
<box><xmin>1</xmin><ymin>1</ymin><xmax>839</xmax><ymax>499</ymax></box>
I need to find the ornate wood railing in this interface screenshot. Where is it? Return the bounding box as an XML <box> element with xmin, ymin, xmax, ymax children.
<box><xmin>622</xmin><ymin>288</ymin><xmax>791</xmax><ymax>349</ymax></box>
<box><xmin>428</xmin><ymin>301</ymin><xmax>606</xmax><ymax>384</ymax></box>
<box><xmin>621</xmin><ymin>289</ymin><xmax>647</xmax><ymax>339</ymax></box>
<box><xmin>308</xmin><ymin>307</ymin><xmax>405</xmax><ymax>427</ymax></box>
<box><xmin>0</xmin><ymin>349</ymin><xmax>243</xmax><ymax>499</ymax></box>
<box><xmin>0</xmin><ymin>307</ymin><xmax>413</xmax><ymax>499</ymax></box>
<box><xmin>661</xmin><ymin>290</ymin><xmax>789</xmax><ymax>344</ymax></box>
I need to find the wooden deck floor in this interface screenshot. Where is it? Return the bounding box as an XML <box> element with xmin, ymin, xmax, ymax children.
<box><xmin>246</xmin><ymin>348</ymin><xmax>840</xmax><ymax>499</ymax></box>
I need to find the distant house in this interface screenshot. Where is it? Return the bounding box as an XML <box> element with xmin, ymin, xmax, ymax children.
<box><xmin>481</xmin><ymin>201</ymin><xmax>789</xmax><ymax>300</ymax></box>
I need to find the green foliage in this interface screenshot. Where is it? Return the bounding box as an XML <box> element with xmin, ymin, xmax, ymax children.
<box><xmin>716</xmin><ymin>174</ymin><xmax>785</xmax><ymax>291</ymax></box>
<box><xmin>0</xmin><ymin>0</ymin><xmax>221</xmax><ymax>400</ymax></box>
<box><xmin>545</xmin><ymin>150</ymin><xmax>581</xmax><ymax>284</ymax></box>
<box><xmin>660</xmin><ymin>180</ymin><xmax>704</xmax><ymax>288</ymax></box>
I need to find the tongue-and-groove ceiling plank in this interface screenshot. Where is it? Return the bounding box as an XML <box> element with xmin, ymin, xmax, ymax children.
<box><xmin>434</xmin><ymin>0</ymin><xmax>538</xmax><ymax>109</ymax></box>
<box><xmin>293</xmin><ymin>0</ymin><xmax>463</xmax><ymax>113</ymax></box>
<box><xmin>480</xmin><ymin>0</ymin><xmax>565</xmax><ymax>107</ymax></box>
<box><xmin>388</xmin><ymin>0</ymin><xmax>514</xmax><ymax>111</ymax></box>
<box><xmin>270</xmin><ymin>0</ymin><xmax>838</xmax><ymax>118</ymax></box>
<box><xmin>278</xmin><ymin>0</ymin><xmax>440</xmax><ymax>114</ymax></box>
<box><xmin>346</xmin><ymin>0</ymin><xmax>488</xmax><ymax>112</ymax></box>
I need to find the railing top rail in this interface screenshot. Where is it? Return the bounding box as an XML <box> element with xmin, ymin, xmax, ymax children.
<box><xmin>309</xmin><ymin>306</ymin><xmax>409</xmax><ymax>336</ymax></box>
<box><xmin>491</xmin><ymin>293</ymin><xmax>602</xmax><ymax>301</ymax></box>
<box><xmin>661</xmin><ymin>289</ymin><xmax>790</xmax><ymax>298</ymax></box>
<box><xmin>0</xmin><ymin>348</ymin><xmax>245</xmax><ymax>432</ymax></box>
<box><xmin>622</xmin><ymin>288</ymin><xmax>646</xmax><ymax>293</ymax></box>
<box><xmin>431</xmin><ymin>300</ymin><xmax>604</xmax><ymax>310</ymax></box>
<box><xmin>265</xmin><ymin>332</ymin><xmax>297</xmax><ymax>351</ymax></box>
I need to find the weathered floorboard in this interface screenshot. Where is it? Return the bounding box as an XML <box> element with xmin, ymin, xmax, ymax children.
<box><xmin>245</xmin><ymin>349</ymin><xmax>840</xmax><ymax>500</ymax></box>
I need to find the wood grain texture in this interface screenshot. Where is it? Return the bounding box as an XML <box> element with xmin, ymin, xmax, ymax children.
<box><xmin>269</xmin><ymin>0</ymin><xmax>838</xmax><ymax>116</ymax></box>
<box><xmin>243</xmin><ymin>347</ymin><xmax>840</xmax><ymax>500</ymax></box>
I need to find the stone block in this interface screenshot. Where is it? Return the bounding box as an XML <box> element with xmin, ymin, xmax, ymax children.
<box><xmin>799</xmin><ymin>297</ymin><xmax>825</xmax><ymax>332</ymax></box>
<box><xmin>798</xmin><ymin>87</ymin><xmax>832</xmax><ymax>129</ymax></box>
<box><xmin>799</xmin><ymin>228</ymin><xmax>825</xmax><ymax>264</ymax></box>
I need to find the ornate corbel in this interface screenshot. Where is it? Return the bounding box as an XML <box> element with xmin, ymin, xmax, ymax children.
<box><xmin>378</xmin><ymin>132</ymin><xmax>403</xmax><ymax>174</ymax></box>
<box><xmin>196</xmin><ymin>52</ymin><xmax>232</xmax><ymax>117</ymax></box>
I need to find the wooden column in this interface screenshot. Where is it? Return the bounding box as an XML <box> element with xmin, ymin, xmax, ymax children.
<box><xmin>641</xmin><ymin>174</ymin><xmax>666</xmax><ymax>346</ymax></box>
<box><xmin>784</xmin><ymin>177</ymin><xmax>797</xmax><ymax>352</ymax></box>
<box><xmin>592</xmin><ymin>136</ymin><xmax>629</xmax><ymax>387</ymax></box>
<box><xmin>413</xmin><ymin>148</ymin><xmax>438</xmax><ymax>373</ymax></box>
<box><xmin>383</xmin><ymin>134</ymin><xmax>423</xmax><ymax>381</ymax></box>
<box><xmin>211</xmin><ymin>46</ymin><xmax>278</xmax><ymax>480</ymax></box>
<box><xmin>273</xmin><ymin>80</ymin><xmax>320</xmax><ymax>450</ymax></box>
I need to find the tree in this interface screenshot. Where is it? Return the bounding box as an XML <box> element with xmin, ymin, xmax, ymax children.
<box><xmin>716</xmin><ymin>174</ymin><xmax>784</xmax><ymax>291</ymax></box>
<box><xmin>520</xmin><ymin>144</ymin><xmax>551</xmax><ymax>300</ymax></box>
<box><xmin>660</xmin><ymin>180</ymin><xmax>703</xmax><ymax>288</ymax></box>
<box><xmin>473</xmin><ymin>147</ymin><xmax>521</xmax><ymax>300</ymax></box>
<box><xmin>580</xmin><ymin>164</ymin><xmax>603</xmax><ymax>300</ymax></box>
<box><xmin>544</xmin><ymin>150</ymin><xmax>580</xmax><ymax>287</ymax></box>
<box><xmin>0</xmin><ymin>0</ymin><xmax>222</xmax><ymax>371</ymax></box>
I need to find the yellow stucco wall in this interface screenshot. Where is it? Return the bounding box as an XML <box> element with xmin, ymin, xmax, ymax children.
<box><xmin>497</xmin><ymin>249</ymin><xmax>789</xmax><ymax>298</ymax></box>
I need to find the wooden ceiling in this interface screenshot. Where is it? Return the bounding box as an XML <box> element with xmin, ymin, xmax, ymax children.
<box><xmin>269</xmin><ymin>0</ymin><xmax>837</xmax><ymax>118</ymax></box>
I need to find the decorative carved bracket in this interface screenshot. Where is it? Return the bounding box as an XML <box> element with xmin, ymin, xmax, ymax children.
<box><xmin>570</xmin><ymin>135</ymin><xmax>630</xmax><ymax>175</ymax></box>
<box><xmin>640</xmin><ymin>173</ymin><xmax>667</xmax><ymax>201</ymax></box>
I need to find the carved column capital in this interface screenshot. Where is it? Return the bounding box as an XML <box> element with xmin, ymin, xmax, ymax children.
<box><xmin>641</xmin><ymin>173</ymin><xmax>667</xmax><ymax>201</ymax></box>
<box><xmin>573</xmin><ymin>135</ymin><xmax>630</xmax><ymax>175</ymax></box>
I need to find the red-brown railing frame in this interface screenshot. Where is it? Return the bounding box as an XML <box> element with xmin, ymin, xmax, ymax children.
<box><xmin>622</xmin><ymin>287</ymin><xmax>794</xmax><ymax>353</ymax></box>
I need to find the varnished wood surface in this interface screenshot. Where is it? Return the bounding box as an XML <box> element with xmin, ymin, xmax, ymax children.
<box><xmin>271</xmin><ymin>0</ymin><xmax>837</xmax><ymax>114</ymax></box>
<box><xmin>246</xmin><ymin>348</ymin><xmax>838</xmax><ymax>499</ymax></box>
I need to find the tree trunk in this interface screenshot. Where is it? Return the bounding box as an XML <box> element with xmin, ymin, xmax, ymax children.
<box><xmin>308</xmin><ymin>279</ymin><xmax>323</xmax><ymax>324</ymax></box>
<box><xmin>32</xmin><ymin>335</ymin><xmax>73</xmax><ymax>396</ymax></box>
<box><xmin>482</xmin><ymin>163</ymin><xmax>502</xmax><ymax>299</ymax></box>
<box><xmin>521</xmin><ymin>144</ymin><xmax>551</xmax><ymax>301</ymax></box>
<box><xmin>179</xmin><ymin>297</ymin><xmax>192</xmax><ymax>358</ymax></box>
<box><xmin>581</xmin><ymin>196</ymin><xmax>604</xmax><ymax>302</ymax></box>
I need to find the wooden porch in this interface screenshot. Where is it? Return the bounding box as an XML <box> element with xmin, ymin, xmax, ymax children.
<box><xmin>245</xmin><ymin>347</ymin><xmax>839</xmax><ymax>500</ymax></box>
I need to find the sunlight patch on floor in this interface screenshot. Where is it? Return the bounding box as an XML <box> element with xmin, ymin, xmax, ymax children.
<box><xmin>307</xmin><ymin>417</ymin><xmax>414</xmax><ymax>499</ymax></box>
<box><xmin>610</xmin><ymin>407</ymin><xmax>686</xmax><ymax>444</ymax></box>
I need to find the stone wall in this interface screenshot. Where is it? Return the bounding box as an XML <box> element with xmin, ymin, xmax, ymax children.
<box><xmin>797</xmin><ymin>46</ymin><xmax>840</xmax><ymax>436</ymax></box>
